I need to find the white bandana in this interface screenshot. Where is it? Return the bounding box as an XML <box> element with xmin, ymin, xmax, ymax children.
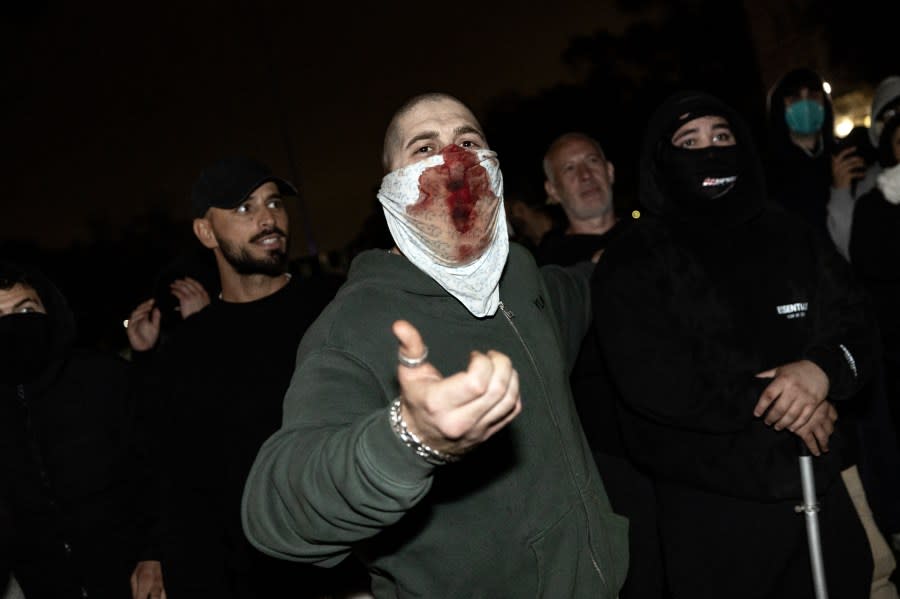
<box><xmin>877</xmin><ymin>162</ymin><xmax>900</xmax><ymax>205</ymax></box>
<box><xmin>377</xmin><ymin>146</ymin><xmax>508</xmax><ymax>317</ymax></box>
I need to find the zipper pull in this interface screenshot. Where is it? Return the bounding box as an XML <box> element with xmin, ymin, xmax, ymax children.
<box><xmin>498</xmin><ymin>301</ymin><xmax>515</xmax><ymax>319</ymax></box>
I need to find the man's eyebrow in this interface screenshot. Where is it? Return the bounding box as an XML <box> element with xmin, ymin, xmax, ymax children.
<box><xmin>404</xmin><ymin>131</ymin><xmax>439</xmax><ymax>150</ymax></box>
<box><xmin>454</xmin><ymin>125</ymin><xmax>484</xmax><ymax>139</ymax></box>
<box><xmin>12</xmin><ymin>297</ymin><xmax>38</xmax><ymax>310</ymax></box>
<box><xmin>672</xmin><ymin>127</ymin><xmax>698</xmax><ymax>143</ymax></box>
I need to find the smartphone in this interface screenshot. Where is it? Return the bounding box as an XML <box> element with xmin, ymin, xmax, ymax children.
<box><xmin>833</xmin><ymin>126</ymin><xmax>876</xmax><ymax>164</ymax></box>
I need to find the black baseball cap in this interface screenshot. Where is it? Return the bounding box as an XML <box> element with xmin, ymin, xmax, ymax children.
<box><xmin>190</xmin><ymin>156</ymin><xmax>298</xmax><ymax>218</ymax></box>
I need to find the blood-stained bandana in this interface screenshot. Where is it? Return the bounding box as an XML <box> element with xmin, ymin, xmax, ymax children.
<box><xmin>378</xmin><ymin>145</ymin><xmax>508</xmax><ymax>317</ymax></box>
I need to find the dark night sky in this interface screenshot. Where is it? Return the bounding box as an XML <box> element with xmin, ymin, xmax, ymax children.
<box><xmin>5</xmin><ymin>1</ymin><xmax>657</xmax><ymax>255</ymax></box>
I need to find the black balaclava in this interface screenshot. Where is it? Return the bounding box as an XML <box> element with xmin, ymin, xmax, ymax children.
<box><xmin>639</xmin><ymin>91</ymin><xmax>766</xmax><ymax>228</ymax></box>
<box><xmin>0</xmin><ymin>313</ymin><xmax>52</xmax><ymax>384</ymax></box>
<box><xmin>0</xmin><ymin>263</ymin><xmax>76</xmax><ymax>386</ymax></box>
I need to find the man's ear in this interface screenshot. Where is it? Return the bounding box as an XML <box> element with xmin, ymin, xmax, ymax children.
<box><xmin>193</xmin><ymin>218</ymin><xmax>217</xmax><ymax>249</ymax></box>
<box><xmin>543</xmin><ymin>180</ymin><xmax>560</xmax><ymax>205</ymax></box>
<box><xmin>607</xmin><ymin>161</ymin><xmax>615</xmax><ymax>185</ymax></box>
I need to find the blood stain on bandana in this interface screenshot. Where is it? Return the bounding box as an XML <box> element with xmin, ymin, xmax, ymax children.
<box><xmin>409</xmin><ymin>144</ymin><xmax>498</xmax><ymax>263</ymax></box>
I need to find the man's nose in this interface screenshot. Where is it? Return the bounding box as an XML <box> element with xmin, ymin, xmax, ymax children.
<box><xmin>576</xmin><ymin>163</ymin><xmax>591</xmax><ymax>180</ymax></box>
<box><xmin>258</xmin><ymin>206</ymin><xmax>277</xmax><ymax>227</ymax></box>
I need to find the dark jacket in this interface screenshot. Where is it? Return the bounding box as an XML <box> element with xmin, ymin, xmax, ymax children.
<box><xmin>848</xmin><ymin>175</ymin><xmax>900</xmax><ymax>534</ymax></box>
<box><xmin>592</xmin><ymin>92</ymin><xmax>874</xmax><ymax>598</ymax></box>
<box><xmin>765</xmin><ymin>68</ymin><xmax>836</xmax><ymax>234</ymax></box>
<box><xmin>0</xmin><ymin>267</ymin><xmax>154</xmax><ymax>598</ymax></box>
<box><xmin>242</xmin><ymin>244</ymin><xmax>630</xmax><ymax>599</ymax></box>
<box><xmin>851</xmin><ymin>182</ymin><xmax>900</xmax><ymax>385</ymax></box>
<box><xmin>595</xmin><ymin>91</ymin><xmax>873</xmax><ymax>501</ymax></box>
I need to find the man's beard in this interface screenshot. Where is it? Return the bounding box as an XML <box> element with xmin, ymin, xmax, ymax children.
<box><xmin>218</xmin><ymin>228</ymin><xmax>289</xmax><ymax>276</ymax></box>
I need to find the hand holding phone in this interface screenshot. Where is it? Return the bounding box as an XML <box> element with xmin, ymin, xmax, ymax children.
<box><xmin>831</xmin><ymin>145</ymin><xmax>866</xmax><ymax>190</ymax></box>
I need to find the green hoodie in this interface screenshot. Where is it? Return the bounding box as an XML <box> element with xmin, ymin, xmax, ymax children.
<box><xmin>242</xmin><ymin>244</ymin><xmax>628</xmax><ymax>598</ymax></box>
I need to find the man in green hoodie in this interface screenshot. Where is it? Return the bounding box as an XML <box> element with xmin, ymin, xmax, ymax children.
<box><xmin>241</xmin><ymin>93</ymin><xmax>629</xmax><ymax>598</ymax></box>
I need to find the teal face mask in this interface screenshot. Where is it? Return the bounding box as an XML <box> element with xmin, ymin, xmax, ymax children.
<box><xmin>784</xmin><ymin>99</ymin><xmax>825</xmax><ymax>135</ymax></box>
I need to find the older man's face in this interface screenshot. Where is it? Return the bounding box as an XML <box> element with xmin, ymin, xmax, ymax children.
<box><xmin>545</xmin><ymin>137</ymin><xmax>615</xmax><ymax>224</ymax></box>
<box><xmin>387</xmin><ymin>97</ymin><xmax>488</xmax><ymax>171</ymax></box>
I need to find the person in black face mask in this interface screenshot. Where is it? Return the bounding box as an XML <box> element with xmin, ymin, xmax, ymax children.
<box><xmin>591</xmin><ymin>92</ymin><xmax>892</xmax><ymax>598</ymax></box>
<box><xmin>0</xmin><ymin>263</ymin><xmax>162</xmax><ymax>598</ymax></box>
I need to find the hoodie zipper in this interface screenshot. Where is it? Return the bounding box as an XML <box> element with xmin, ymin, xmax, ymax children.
<box><xmin>497</xmin><ymin>301</ymin><xmax>607</xmax><ymax>586</ymax></box>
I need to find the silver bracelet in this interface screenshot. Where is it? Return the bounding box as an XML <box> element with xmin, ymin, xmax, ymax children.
<box><xmin>389</xmin><ymin>397</ymin><xmax>461</xmax><ymax>466</ymax></box>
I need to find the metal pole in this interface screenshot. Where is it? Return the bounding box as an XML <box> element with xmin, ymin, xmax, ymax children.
<box><xmin>796</xmin><ymin>446</ymin><xmax>828</xmax><ymax>599</ymax></box>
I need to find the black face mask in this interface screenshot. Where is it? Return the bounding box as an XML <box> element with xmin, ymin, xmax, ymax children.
<box><xmin>0</xmin><ymin>313</ymin><xmax>52</xmax><ymax>384</ymax></box>
<box><xmin>659</xmin><ymin>144</ymin><xmax>741</xmax><ymax>204</ymax></box>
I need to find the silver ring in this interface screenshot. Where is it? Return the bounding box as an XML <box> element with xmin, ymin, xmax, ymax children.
<box><xmin>398</xmin><ymin>345</ymin><xmax>429</xmax><ymax>368</ymax></box>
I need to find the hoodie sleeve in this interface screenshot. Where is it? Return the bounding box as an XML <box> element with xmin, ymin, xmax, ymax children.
<box><xmin>540</xmin><ymin>260</ymin><xmax>594</xmax><ymax>372</ymax></box>
<box><xmin>802</xmin><ymin>226</ymin><xmax>877</xmax><ymax>401</ymax></box>
<box><xmin>241</xmin><ymin>346</ymin><xmax>434</xmax><ymax>566</ymax></box>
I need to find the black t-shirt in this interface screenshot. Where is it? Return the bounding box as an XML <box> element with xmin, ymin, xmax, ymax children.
<box><xmin>154</xmin><ymin>274</ymin><xmax>368</xmax><ymax>598</ymax></box>
<box><xmin>535</xmin><ymin>219</ymin><xmax>630</xmax><ymax>267</ymax></box>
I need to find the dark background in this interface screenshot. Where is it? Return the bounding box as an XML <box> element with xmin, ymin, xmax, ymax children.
<box><xmin>2</xmin><ymin>0</ymin><xmax>894</xmax><ymax>350</ymax></box>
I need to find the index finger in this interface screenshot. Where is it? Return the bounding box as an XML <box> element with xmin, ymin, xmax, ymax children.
<box><xmin>753</xmin><ymin>377</ymin><xmax>783</xmax><ymax>417</ymax></box>
<box><xmin>178</xmin><ymin>278</ymin><xmax>206</xmax><ymax>294</ymax></box>
<box><xmin>131</xmin><ymin>298</ymin><xmax>155</xmax><ymax>316</ymax></box>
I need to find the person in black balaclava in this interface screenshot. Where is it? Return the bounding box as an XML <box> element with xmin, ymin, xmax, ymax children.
<box><xmin>592</xmin><ymin>91</ymin><xmax>885</xmax><ymax>598</ymax></box>
<box><xmin>0</xmin><ymin>262</ymin><xmax>161</xmax><ymax>598</ymax></box>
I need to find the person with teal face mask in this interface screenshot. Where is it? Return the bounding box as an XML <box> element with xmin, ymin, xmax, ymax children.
<box><xmin>785</xmin><ymin>92</ymin><xmax>826</xmax><ymax>137</ymax></box>
<box><xmin>766</xmin><ymin>68</ymin><xmax>837</xmax><ymax>234</ymax></box>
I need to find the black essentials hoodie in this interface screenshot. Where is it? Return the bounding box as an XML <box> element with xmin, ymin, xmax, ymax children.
<box><xmin>766</xmin><ymin>68</ymin><xmax>836</xmax><ymax>234</ymax></box>
<box><xmin>592</xmin><ymin>92</ymin><xmax>875</xmax><ymax>502</ymax></box>
<box><xmin>0</xmin><ymin>264</ymin><xmax>154</xmax><ymax>598</ymax></box>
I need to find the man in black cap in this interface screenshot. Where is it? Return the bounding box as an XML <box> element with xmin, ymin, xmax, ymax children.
<box><xmin>133</xmin><ymin>157</ymin><xmax>366</xmax><ymax>598</ymax></box>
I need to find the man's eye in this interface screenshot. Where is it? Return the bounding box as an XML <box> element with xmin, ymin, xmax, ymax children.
<box><xmin>680</xmin><ymin>139</ymin><xmax>695</xmax><ymax>148</ymax></box>
<box><xmin>235</xmin><ymin>204</ymin><xmax>250</xmax><ymax>214</ymax></box>
<box><xmin>460</xmin><ymin>140</ymin><xmax>480</xmax><ymax>149</ymax></box>
<box><xmin>267</xmin><ymin>199</ymin><xmax>282</xmax><ymax>210</ymax></box>
<box><xmin>416</xmin><ymin>145</ymin><xmax>433</xmax><ymax>154</ymax></box>
<box><xmin>17</xmin><ymin>306</ymin><xmax>35</xmax><ymax>314</ymax></box>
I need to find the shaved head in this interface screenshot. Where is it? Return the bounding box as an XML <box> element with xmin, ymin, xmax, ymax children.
<box><xmin>382</xmin><ymin>93</ymin><xmax>483</xmax><ymax>171</ymax></box>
